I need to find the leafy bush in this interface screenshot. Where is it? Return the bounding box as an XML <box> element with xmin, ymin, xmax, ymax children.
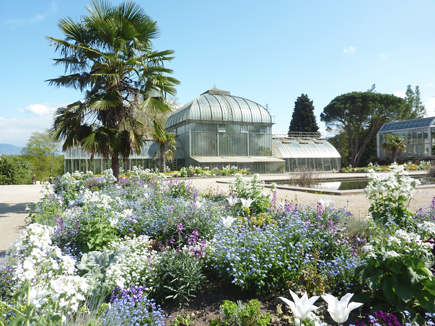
<box><xmin>152</xmin><ymin>249</ymin><xmax>205</xmax><ymax>306</ymax></box>
<box><xmin>357</xmin><ymin>222</ymin><xmax>435</xmax><ymax>316</ymax></box>
<box><xmin>209</xmin><ymin>299</ymin><xmax>270</xmax><ymax>326</ymax></box>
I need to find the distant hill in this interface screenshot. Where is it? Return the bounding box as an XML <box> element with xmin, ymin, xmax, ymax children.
<box><xmin>0</xmin><ymin>144</ymin><xmax>24</xmax><ymax>155</ymax></box>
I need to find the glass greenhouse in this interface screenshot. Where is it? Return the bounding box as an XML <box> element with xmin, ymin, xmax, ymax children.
<box><xmin>272</xmin><ymin>133</ymin><xmax>341</xmax><ymax>171</ymax></box>
<box><xmin>64</xmin><ymin>88</ymin><xmax>342</xmax><ymax>173</ymax></box>
<box><xmin>377</xmin><ymin>116</ymin><xmax>435</xmax><ymax>159</ymax></box>
<box><xmin>64</xmin><ymin>139</ymin><xmax>185</xmax><ymax>174</ymax></box>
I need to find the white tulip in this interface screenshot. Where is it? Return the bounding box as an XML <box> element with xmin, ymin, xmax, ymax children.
<box><xmin>279</xmin><ymin>290</ymin><xmax>320</xmax><ymax>320</ymax></box>
<box><xmin>226</xmin><ymin>195</ymin><xmax>239</xmax><ymax>207</ymax></box>
<box><xmin>221</xmin><ymin>216</ymin><xmax>237</xmax><ymax>228</ymax></box>
<box><xmin>240</xmin><ymin>198</ymin><xmax>254</xmax><ymax>209</ymax></box>
<box><xmin>321</xmin><ymin>293</ymin><xmax>363</xmax><ymax>324</ymax></box>
<box><xmin>319</xmin><ymin>199</ymin><xmax>333</xmax><ymax>208</ymax></box>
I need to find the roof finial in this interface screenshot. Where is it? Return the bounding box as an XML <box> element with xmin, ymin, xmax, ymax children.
<box><xmin>213</xmin><ymin>83</ymin><xmax>217</xmax><ymax>89</ymax></box>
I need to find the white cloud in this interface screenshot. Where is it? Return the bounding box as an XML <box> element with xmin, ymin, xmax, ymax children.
<box><xmin>17</xmin><ymin>104</ymin><xmax>56</xmax><ymax>116</ymax></box>
<box><xmin>394</xmin><ymin>91</ymin><xmax>406</xmax><ymax>99</ymax></box>
<box><xmin>0</xmin><ymin>115</ymin><xmax>55</xmax><ymax>147</ymax></box>
<box><xmin>428</xmin><ymin>83</ymin><xmax>433</xmax><ymax>87</ymax></box>
<box><xmin>380</xmin><ymin>53</ymin><xmax>387</xmax><ymax>60</ymax></box>
<box><xmin>5</xmin><ymin>1</ymin><xmax>57</xmax><ymax>27</ymax></box>
<box><xmin>423</xmin><ymin>97</ymin><xmax>435</xmax><ymax>115</ymax></box>
<box><xmin>343</xmin><ymin>46</ymin><xmax>356</xmax><ymax>54</ymax></box>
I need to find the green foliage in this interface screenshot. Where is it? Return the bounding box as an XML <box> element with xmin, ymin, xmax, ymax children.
<box><xmin>75</xmin><ymin>217</ymin><xmax>120</xmax><ymax>254</ymax></box>
<box><xmin>356</xmin><ymin>230</ymin><xmax>435</xmax><ymax>316</ymax></box>
<box><xmin>21</xmin><ymin>129</ymin><xmax>61</xmax><ymax>180</ymax></box>
<box><xmin>381</xmin><ymin>134</ymin><xmax>407</xmax><ymax>163</ymax></box>
<box><xmin>26</xmin><ymin>190</ymin><xmax>64</xmax><ymax>226</ymax></box>
<box><xmin>321</xmin><ymin>91</ymin><xmax>410</xmax><ymax>167</ymax></box>
<box><xmin>0</xmin><ymin>155</ymin><xmax>32</xmax><ymax>185</ymax></box>
<box><xmin>289</xmin><ymin>251</ymin><xmax>326</xmax><ymax>297</ymax></box>
<box><xmin>0</xmin><ymin>280</ymin><xmax>65</xmax><ymax>326</ymax></box>
<box><xmin>170</xmin><ymin>314</ymin><xmax>196</xmax><ymax>326</ymax></box>
<box><xmin>405</xmin><ymin>85</ymin><xmax>426</xmax><ymax>118</ymax></box>
<box><xmin>209</xmin><ymin>300</ymin><xmax>270</xmax><ymax>326</ymax></box>
<box><xmin>289</xmin><ymin>94</ymin><xmax>319</xmax><ymax>133</ymax></box>
<box><xmin>152</xmin><ymin>250</ymin><xmax>205</xmax><ymax>306</ymax></box>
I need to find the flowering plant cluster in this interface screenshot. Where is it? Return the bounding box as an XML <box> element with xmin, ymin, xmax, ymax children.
<box><xmin>4</xmin><ymin>163</ymin><xmax>435</xmax><ymax>324</ymax></box>
<box><xmin>365</xmin><ymin>163</ymin><xmax>420</xmax><ymax>226</ymax></box>
<box><xmin>106</xmin><ymin>286</ymin><xmax>166</xmax><ymax>326</ymax></box>
<box><xmin>0</xmin><ymin>223</ymin><xmax>89</xmax><ymax>321</ymax></box>
<box><xmin>341</xmin><ymin>161</ymin><xmax>432</xmax><ymax>173</ymax></box>
<box><xmin>227</xmin><ymin>173</ymin><xmax>276</xmax><ymax>214</ymax></box>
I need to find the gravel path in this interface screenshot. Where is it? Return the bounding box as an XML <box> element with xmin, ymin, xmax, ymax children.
<box><xmin>0</xmin><ymin>185</ymin><xmax>43</xmax><ymax>260</ymax></box>
<box><xmin>1</xmin><ymin>172</ymin><xmax>434</xmax><ymax>258</ymax></box>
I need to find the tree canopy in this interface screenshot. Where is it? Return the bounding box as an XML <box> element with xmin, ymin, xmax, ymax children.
<box><xmin>47</xmin><ymin>0</ymin><xmax>179</xmax><ymax>180</ymax></box>
<box><xmin>405</xmin><ymin>85</ymin><xmax>426</xmax><ymax>118</ymax></box>
<box><xmin>0</xmin><ymin>156</ymin><xmax>32</xmax><ymax>185</ymax></box>
<box><xmin>21</xmin><ymin>130</ymin><xmax>60</xmax><ymax>176</ymax></box>
<box><xmin>321</xmin><ymin>92</ymin><xmax>410</xmax><ymax>167</ymax></box>
<box><xmin>288</xmin><ymin>94</ymin><xmax>319</xmax><ymax>134</ymax></box>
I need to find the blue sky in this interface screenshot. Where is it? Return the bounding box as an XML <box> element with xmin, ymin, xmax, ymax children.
<box><xmin>1</xmin><ymin>0</ymin><xmax>435</xmax><ymax>147</ymax></box>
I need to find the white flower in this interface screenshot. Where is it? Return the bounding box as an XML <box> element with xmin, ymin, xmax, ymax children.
<box><xmin>226</xmin><ymin>196</ymin><xmax>239</xmax><ymax>207</ymax></box>
<box><xmin>384</xmin><ymin>250</ymin><xmax>400</xmax><ymax>258</ymax></box>
<box><xmin>221</xmin><ymin>216</ymin><xmax>237</xmax><ymax>229</ymax></box>
<box><xmin>240</xmin><ymin>198</ymin><xmax>254</xmax><ymax>209</ymax></box>
<box><xmin>361</xmin><ymin>244</ymin><xmax>374</xmax><ymax>253</ymax></box>
<box><xmin>109</xmin><ymin>216</ymin><xmax>119</xmax><ymax>228</ymax></box>
<box><xmin>279</xmin><ymin>290</ymin><xmax>319</xmax><ymax>320</ymax></box>
<box><xmin>321</xmin><ymin>293</ymin><xmax>363</xmax><ymax>324</ymax></box>
<box><xmin>319</xmin><ymin>199</ymin><xmax>333</xmax><ymax>209</ymax></box>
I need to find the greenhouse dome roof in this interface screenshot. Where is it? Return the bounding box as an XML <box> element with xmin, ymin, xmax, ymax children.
<box><xmin>166</xmin><ymin>88</ymin><xmax>272</xmax><ymax>129</ymax></box>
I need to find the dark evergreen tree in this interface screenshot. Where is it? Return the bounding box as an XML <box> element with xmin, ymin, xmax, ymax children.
<box><xmin>288</xmin><ymin>94</ymin><xmax>319</xmax><ymax>134</ymax></box>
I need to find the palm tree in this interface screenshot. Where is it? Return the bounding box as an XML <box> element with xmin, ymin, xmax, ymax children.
<box><xmin>150</xmin><ymin>119</ymin><xmax>176</xmax><ymax>172</ymax></box>
<box><xmin>47</xmin><ymin>0</ymin><xmax>179</xmax><ymax>180</ymax></box>
<box><xmin>381</xmin><ymin>134</ymin><xmax>407</xmax><ymax>163</ymax></box>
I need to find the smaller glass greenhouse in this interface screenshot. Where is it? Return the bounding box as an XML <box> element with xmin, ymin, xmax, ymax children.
<box><xmin>272</xmin><ymin>133</ymin><xmax>341</xmax><ymax>172</ymax></box>
<box><xmin>377</xmin><ymin>116</ymin><xmax>435</xmax><ymax>159</ymax></box>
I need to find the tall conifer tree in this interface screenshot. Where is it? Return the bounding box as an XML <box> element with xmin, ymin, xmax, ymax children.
<box><xmin>288</xmin><ymin>94</ymin><xmax>319</xmax><ymax>134</ymax></box>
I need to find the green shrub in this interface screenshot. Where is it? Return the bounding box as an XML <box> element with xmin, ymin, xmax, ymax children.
<box><xmin>209</xmin><ymin>299</ymin><xmax>270</xmax><ymax>326</ymax></box>
<box><xmin>152</xmin><ymin>250</ymin><xmax>205</xmax><ymax>306</ymax></box>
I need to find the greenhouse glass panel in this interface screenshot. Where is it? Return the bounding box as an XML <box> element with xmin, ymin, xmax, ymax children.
<box><xmin>225</xmin><ymin>97</ymin><xmax>243</xmax><ymax>121</ymax></box>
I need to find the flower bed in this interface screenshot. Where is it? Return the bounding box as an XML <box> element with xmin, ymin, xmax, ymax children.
<box><xmin>119</xmin><ymin>165</ymin><xmax>248</xmax><ymax>180</ymax></box>
<box><xmin>1</xmin><ymin>165</ymin><xmax>435</xmax><ymax>325</ymax></box>
<box><xmin>340</xmin><ymin>161</ymin><xmax>432</xmax><ymax>173</ymax></box>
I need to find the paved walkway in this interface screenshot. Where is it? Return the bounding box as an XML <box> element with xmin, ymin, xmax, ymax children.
<box><xmin>1</xmin><ymin>171</ymin><xmax>434</xmax><ymax>260</ymax></box>
<box><xmin>0</xmin><ymin>185</ymin><xmax>43</xmax><ymax>260</ymax></box>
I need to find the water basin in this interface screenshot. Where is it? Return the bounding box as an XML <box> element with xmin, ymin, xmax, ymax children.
<box><xmin>274</xmin><ymin>177</ymin><xmax>435</xmax><ymax>191</ymax></box>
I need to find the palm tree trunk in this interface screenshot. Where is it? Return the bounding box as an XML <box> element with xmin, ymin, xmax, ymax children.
<box><xmin>159</xmin><ymin>143</ymin><xmax>167</xmax><ymax>172</ymax></box>
<box><xmin>112</xmin><ymin>155</ymin><xmax>120</xmax><ymax>181</ymax></box>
